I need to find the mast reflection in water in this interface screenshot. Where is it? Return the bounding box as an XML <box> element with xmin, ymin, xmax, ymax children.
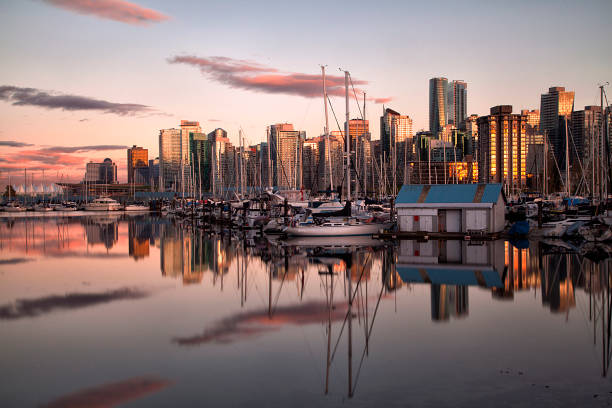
<box><xmin>1</xmin><ymin>214</ymin><xmax>612</xmax><ymax>406</ymax></box>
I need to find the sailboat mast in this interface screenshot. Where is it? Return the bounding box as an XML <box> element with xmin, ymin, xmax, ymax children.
<box><xmin>565</xmin><ymin>115</ymin><xmax>570</xmax><ymax>196</ymax></box>
<box><xmin>322</xmin><ymin>66</ymin><xmax>333</xmax><ymax>195</ymax></box>
<box><xmin>363</xmin><ymin>92</ymin><xmax>367</xmax><ymax>197</ymax></box>
<box><xmin>212</xmin><ymin>139</ymin><xmax>217</xmax><ymax>198</ymax></box>
<box><xmin>544</xmin><ymin>130</ymin><xmax>548</xmax><ymax>196</ymax></box>
<box><xmin>198</xmin><ymin>151</ymin><xmax>202</xmax><ymax>200</ymax></box>
<box><xmin>393</xmin><ymin>120</ymin><xmax>397</xmax><ymax>194</ymax></box>
<box><xmin>344</xmin><ymin>70</ymin><xmax>351</xmax><ymax>202</ymax></box>
<box><xmin>600</xmin><ymin>84</ymin><xmax>606</xmax><ymax>202</ymax></box>
<box><xmin>267</xmin><ymin>126</ymin><xmax>272</xmax><ymax>189</ymax></box>
<box><xmin>239</xmin><ymin>129</ymin><xmax>244</xmax><ymax>198</ymax></box>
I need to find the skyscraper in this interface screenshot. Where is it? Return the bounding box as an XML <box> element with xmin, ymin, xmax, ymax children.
<box><xmin>539</xmin><ymin>87</ymin><xmax>575</xmax><ymax>170</ymax></box>
<box><xmin>127</xmin><ymin>145</ymin><xmax>148</xmax><ymax>184</ymax></box>
<box><xmin>320</xmin><ymin>132</ymin><xmax>344</xmax><ymax>192</ymax></box>
<box><xmin>302</xmin><ymin>136</ymin><xmax>322</xmax><ymax>192</ymax></box>
<box><xmin>477</xmin><ymin>106</ymin><xmax>527</xmax><ymax>194</ymax></box>
<box><xmin>189</xmin><ymin>132</ymin><xmax>212</xmax><ymax>193</ymax></box>
<box><xmin>447</xmin><ymin>80</ymin><xmax>467</xmax><ymax>127</ymax></box>
<box><xmin>148</xmin><ymin>158</ymin><xmax>160</xmax><ymax>190</ymax></box>
<box><xmin>208</xmin><ymin>128</ymin><xmax>233</xmax><ymax>196</ymax></box>
<box><xmin>180</xmin><ymin>120</ymin><xmax>201</xmax><ymax>165</ymax></box>
<box><xmin>159</xmin><ymin>128</ymin><xmax>182</xmax><ymax>191</ymax></box>
<box><xmin>380</xmin><ymin>108</ymin><xmax>414</xmax><ymax>157</ymax></box>
<box><xmin>85</xmin><ymin>158</ymin><xmax>117</xmax><ymax>184</ymax></box>
<box><xmin>270</xmin><ymin>123</ymin><xmax>305</xmax><ymax>189</ymax></box>
<box><xmin>429</xmin><ymin>77</ymin><xmax>448</xmax><ymax>135</ymax></box>
<box><xmin>571</xmin><ymin>106</ymin><xmax>603</xmax><ymax>189</ymax></box>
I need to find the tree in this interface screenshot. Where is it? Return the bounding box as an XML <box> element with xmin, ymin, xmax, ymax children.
<box><xmin>3</xmin><ymin>185</ymin><xmax>16</xmax><ymax>198</ymax></box>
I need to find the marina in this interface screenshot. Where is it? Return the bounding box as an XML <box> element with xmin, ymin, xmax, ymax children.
<box><xmin>1</xmin><ymin>1</ymin><xmax>611</xmax><ymax>406</ymax></box>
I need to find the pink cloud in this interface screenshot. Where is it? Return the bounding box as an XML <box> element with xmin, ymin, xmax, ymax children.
<box><xmin>168</xmin><ymin>55</ymin><xmax>392</xmax><ymax>102</ymax></box>
<box><xmin>173</xmin><ymin>300</ymin><xmax>347</xmax><ymax>345</ymax></box>
<box><xmin>0</xmin><ymin>144</ymin><xmax>127</xmax><ymax>181</ymax></box>
<box><xmin>169</xmin><ymin>55</ymin><xmax>275</xmax><ymax>75</ymax></box>
<box><xmin>42</xmin><ymin>0</ymin><xmax>169</xmax><ymax>25</ymax></box>
<box><xmin>369</xmin><ymin>97</ymin><xmax>393</xmax><ymax>104</ymax></box>
<box><xmin>42</xmin><ymin>376</ymin><xmax>172</xmax><ymax>407</ymax></box>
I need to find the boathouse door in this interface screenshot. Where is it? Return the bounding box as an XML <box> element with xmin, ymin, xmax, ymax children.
<box><xmin>438</xmin><ymin>210</ymin><xmax>461</xmax><ymax>233</ymax></box>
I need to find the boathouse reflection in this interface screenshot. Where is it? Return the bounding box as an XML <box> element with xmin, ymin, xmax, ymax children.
<box><xmin>395</xmin><ymin>240</ymin><xmax>504</xmax><ymax>321</ymax></box>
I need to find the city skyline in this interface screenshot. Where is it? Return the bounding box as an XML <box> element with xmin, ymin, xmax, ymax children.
<box><xmin>1</xmin><ymin>0</ymin><xmax>611</xmax><ymax>182</ymax></box>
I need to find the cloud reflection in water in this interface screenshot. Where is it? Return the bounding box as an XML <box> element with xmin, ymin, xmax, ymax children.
<box><xmin>0</xmin><ymin>287</ymin><xmax>149</xmax><ymax>320</ymax></box>
<box><xmin>174</xmin><ymin>300</ymin><xmax>347</xmax><ymax>346</ymax></box>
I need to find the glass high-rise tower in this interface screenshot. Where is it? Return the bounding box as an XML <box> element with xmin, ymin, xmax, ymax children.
<box><xmin>539</xmin><ymin>86</ymin><xmax>574</xmax><ymax>170</ymax></box>
<box><xmin>429</xmin><ymin>77</ymin><xmax>448</xmax><ymax>136</ymax></box>
<box><xmin>447</xmin><ymin>80</ymin><xmax>467</xmax><ymax>127</ymax></box>
<box><xmin>159</xmin><ymin>128</ymin><xmax>182</xmax><ymax>191</ymax></box>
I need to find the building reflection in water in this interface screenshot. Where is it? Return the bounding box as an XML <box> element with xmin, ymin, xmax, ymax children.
<box><xmin>395</xmin><ymin>240</ymin><xmax>505</xmax><ymax>321</ymax></box>
<box><xmin>495</xmin><ymin>241</ymin><xmax>581</xmax><ymax>315</ymax></box>
<box><xmin>159</xmin><ymin>225</ymin><xmax>235</xmax><ymax>285</ymax></box>
<box><xmin>82</xmin><ymin>217</ymin><xmax>119</xmax><ymax>250</ymax></box>
<box><xmin>128</xmin><ymin>217</ymin><xmax>151</xmax><ymax>260</ymax></box>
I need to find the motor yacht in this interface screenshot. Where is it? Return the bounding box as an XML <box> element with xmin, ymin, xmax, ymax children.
<box><xmin>83</xmin><ymin>197</ymin><xmax>121</xmax><ymax>211</ymax></box>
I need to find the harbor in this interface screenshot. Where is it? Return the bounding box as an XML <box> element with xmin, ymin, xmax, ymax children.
<box><xmin>2</xmin><ymin>0</ymin><xmax>612</xmax><ymax>406</ymax></box>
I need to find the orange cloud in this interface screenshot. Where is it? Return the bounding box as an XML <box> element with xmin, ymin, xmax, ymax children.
<box><xmin>42</xmin><ymin>0</ymin><xmax>170</xmax><ymax>26</ymax></box>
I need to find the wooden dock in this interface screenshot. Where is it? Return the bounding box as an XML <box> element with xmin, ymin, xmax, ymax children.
<box><xmin>372</xmin><ymin>230</ymin><xmax>501</xmax><ymax>241</ymax></box>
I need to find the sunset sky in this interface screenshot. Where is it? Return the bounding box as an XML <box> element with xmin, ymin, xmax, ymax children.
<box><xmin>1</xmin><ymin>0</ymin><xmax>611</xmax><ymax>183</ymax></box>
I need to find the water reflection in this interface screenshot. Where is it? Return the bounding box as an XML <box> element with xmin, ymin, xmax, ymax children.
<box><xmin>2</xmin><ymin>215</ymin><xmax>612</xmax><ymax>404</ymax></box>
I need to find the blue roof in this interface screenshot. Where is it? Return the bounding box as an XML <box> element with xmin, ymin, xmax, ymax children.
<box><xmin>395</xmin><ymin>184</ymin><xmax>503</xmax><ymax>204</ymax></box>
<box><xmin>395</xmin><ymin>185</ymin><xmax>423</xmax><ymax>204</ymax></box>
<box><xmin>396</xmin><ymin>265</ymin><xmax>502</xmax><ymax>288</ymax></box>
<box><xmin>482</xmin><ymin>184</ymin><xmax>503</xmax><ymax>204</ymax></box>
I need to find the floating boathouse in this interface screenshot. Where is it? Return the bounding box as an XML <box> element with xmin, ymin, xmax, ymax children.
<box><xmin>395</xmin><ymin>184</ymin><xmax>505</xmax><ymax>234</ymax></box>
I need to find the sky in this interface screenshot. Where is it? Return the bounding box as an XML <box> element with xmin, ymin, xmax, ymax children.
<box><xmin>1</xmin><ymin>0</ymin><xmax>611</xmax><ymax>183</ymax></box>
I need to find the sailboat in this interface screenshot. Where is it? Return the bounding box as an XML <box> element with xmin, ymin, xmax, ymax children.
<box><xmin>284</xmin><ymin>68</ymin><xmax>392</xmax><ymax>237</ymax></box>
<box><xmin>283</xmin><ymin>200</ymin><xmax>392</xmax><ymax>236</ymax></box>
<box><xmin>4</xmin><ymin>201</ymin><xmax>27</xmax><ymax>212</ymax></box>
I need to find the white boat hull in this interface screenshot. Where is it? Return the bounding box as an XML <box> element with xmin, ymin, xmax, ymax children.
<box><xmin>4</xmin><ymin>207</ymin><xmax>27</xmax><ymax>213</ymax></box>
<box><xmin>124</xmin><ymin>205</ymin><xmax>149</xmax><ymax>212</ymax></box>
<box><xmin>284</xmin><ymin>222</ymin><xmax>392</xmax><ymax>237</ymax></box>
<box><xmin>84</xmin><ymin>204</ymin><xmax>121</xmax><ymax>211</ymax></box>
<box><xmin>284</xmin><ymin>235</ymin><xmax>385</xmax><ymax>247</ymax></box>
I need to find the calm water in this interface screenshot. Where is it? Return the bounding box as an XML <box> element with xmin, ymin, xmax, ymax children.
<box><xmin>1</xmin><ymin>214</ymin><xmax>612</xmax><ymax>407</ymax></box>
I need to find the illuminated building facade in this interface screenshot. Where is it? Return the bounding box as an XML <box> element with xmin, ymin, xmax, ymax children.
<box><xmin>429</xmin><ymin>77</ymin><xmax>448</xmax><ymax>136</ymax></box>
<box><xmin>447</xmin><ymin>80</ymin><xmax>467</xmax><ymax>127</ymax></box>
<box><xmin>539</xmin><ymin>87</ymin><xmax>575</xmax><ymax>170</ymax></box>
<box><xmin>159</xmin><ymin>128</ymin><xmax>182</xmax><ymax>191</ymax></box>
<box><xmin>127</xmin><ymin>145</ymin><xmax>148</xmax><ymax>184</ymax></box>
<box><xmin>270</xmin><ymin>123</ymin><xmax>305</xmax><ymax>189</ymax></box>
<box><xmin>477</xmin><ymin>105</ymin><xmax>528</xmax><ymax>193</ymax></box>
